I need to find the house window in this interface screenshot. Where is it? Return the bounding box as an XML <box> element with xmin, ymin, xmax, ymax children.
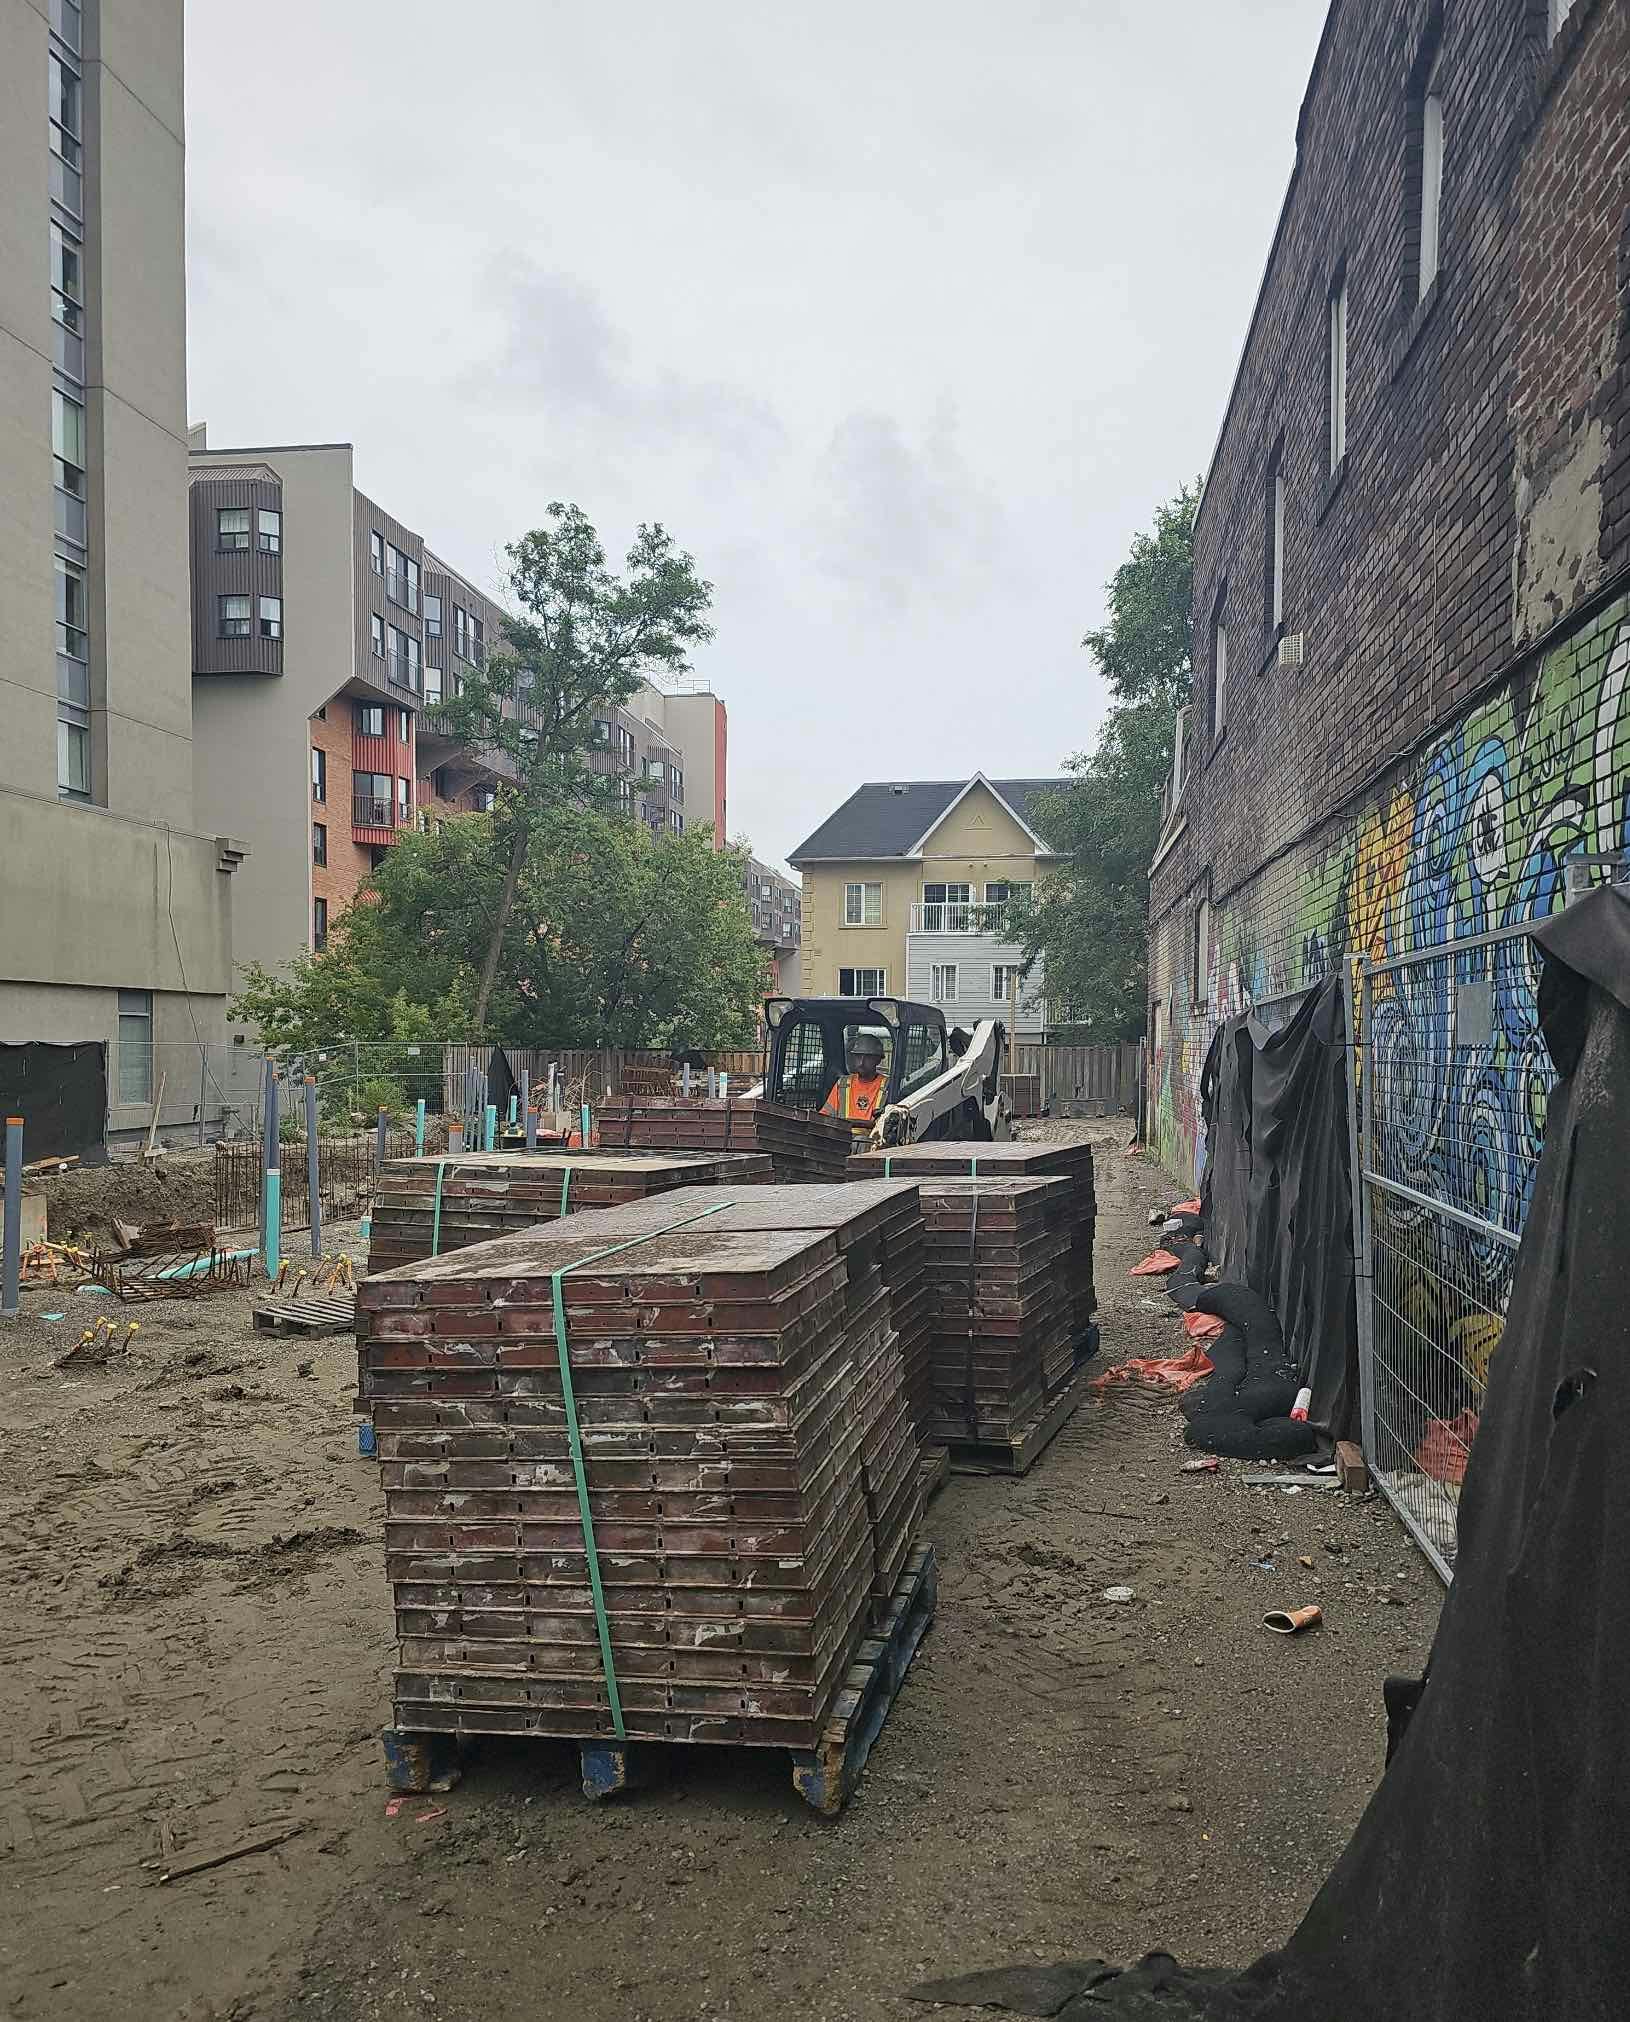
<box><xmin>311</xmin><ymin>746</ymin><xmax>326</xmax><ymax>803</ymax></box>
<box><xmin>1266</xmin><ymin>444</ymin><xmax>1285</xmax><ymax>634</ymax></box>
<box><xmin>1418</xmin><ymin>54</ymin><xmax>1444</xmax><ymax>300</ymax></box>
<box><xmin>217</xmin><ymin>507</ymin><xmax>250</xmax><ymax>552</ymax></box>
<box><xmin>992</xmin><ymin>963</ymin><xmax>1021</xmax><ymax>1002</ymax></box>
<box><xmin>370</xmin><ymin>531</ymin><xmax>384</xmax><ymax>574</ymax></box>
<box><xmin>358</xmin><ymin>703</ymin><xmax>384</xmax><ymax>736</ymax></box>
<box><xmin>1171</xmin><ymin>705</ymin><xmax>1190</xmax><ymax>804</ymax></box>
<box><xmin>219</xmin><ymin>594</ymin><xmax>251</xmax><ymax>638</ymax></box>
<box><xmin>454</xmin><ymin>606</ymin><xmax>469</xmax><ymax>659</ymax></box>
<box><xmin>371</xmin><ymin>613</ymin><xmax>385</xmax><ymax>658</ymax></box>
<box><xmin>1328</xmin><ymin>274</ymin><xmax>1348</xmax><ymax>472</ymax></box>
<box><xmin>258</xmin><ymin>508</ymin><xmax>282</xmax><ymax>554</ymax></box>
<box><xmin>1193</xmin><ymin>897</ymin><xmax>1211</xmax><ymax>1007</ymax></box>
<box><xmin>398</xmin><ymin>708</ymin><xmax>411</xmax><ymax>742</ymax></box>
<box><xmin>844</xmin><ymin>881</ymin><xmax>883</xmax><ymax>927</ymax></box>
<box><xmin>259</xmin><ymin>595</ymin><xmax>282</xmax><ymax>640</ymax></box>
<box><xmin>424</xmin><ymin>592</ymin><xmax>442</xmax><ymax>638</ymax></box>
<box><xmin>593</xmin><ymin>719</ymin><xmax>611</xmax><ymax>745</ymax></box>
<box><xmin>397</xmin><ymin>776</ymin><xmax>411</xmax><ymax>821</ymax></box>
<box><xmin>313</xmin><ymin>898</ymin><xmax>328</xmax><ymax>952</ymax></box>
<box><xmin>984</xmin><ymin>881</ymin><xmax>1032</xmax><ymax>912</ymax></box>
<box><xmin>116</xmin><ymin>990</ymin><xmax>153</xmax><ymax>1106</ymax></box>
<box><xmin>312</xmin><ymin>821</ymin><xmax>327</xmax><ymax>866</ymax></box>
<box><xmin>838</xmin><ymin>967</ymin><xmax>887</xmax><ymax>997</ymax></box>
<box><xmin>930</xmin><ymin>962</ymin><xmax>958</xmax><ymax>1003</ymax></box>
<box><xmin>1210</xmin><ymin>597</ymin><xmax>1229</xmax><ymax>741</ymax></box>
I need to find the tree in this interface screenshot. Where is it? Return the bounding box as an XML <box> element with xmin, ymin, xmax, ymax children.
<box><xmin>432</xmin><ymin>504</ymin><xmax>715</xmax><ymax>1033</ymax></box>
<box><xmin>233</xmin><ymin>803</ymin><xmax>767</xmax><ymax>1053</ymax></box>
<box><xmin>1023</xmin><ymin>483</ymin><xmax>1199</xmax><ymax>1040</ymax></box>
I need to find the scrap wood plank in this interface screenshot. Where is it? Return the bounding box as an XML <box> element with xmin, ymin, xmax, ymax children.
<box><xmin>252</xmin><ymin>1293</ymin><xmax>357</xmax><ymax>1337</ymax></box>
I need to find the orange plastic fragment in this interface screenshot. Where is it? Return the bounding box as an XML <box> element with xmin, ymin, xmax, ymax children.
<box><xmin>1130</xmin><ymin>1249</ymin><xmax>1182</xmax><ymax>1276</ymax></box>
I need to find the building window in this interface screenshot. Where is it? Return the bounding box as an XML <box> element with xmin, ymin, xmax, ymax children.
<box><xmin>844</xmin><ymin>881</ymin><xmax>883</xmax><ymax>927</ymax></box>
<box><xmin>474</xmin><ymin>786</ymin><xmax>496</xmax><ymax>813</ymax></box>
<box><xmin>372</xmin><ymin>613</ymin><xmax>385</xmax><ymax>658</ymax></box>
<box><xmin>430</xmin><ymin>766</ymin><xmax>450</xmax><ymax>799</ymax></box>
<box><xmin>1418</xmin><ymin>55</ymin><xmax>1444</xmax><ymax>300</ymax></box>
<box><xmin>398</xmin><ymin>708</ymin><xmax>411</xmax><ymax>742</ymax></box>
<box><xmin>259</xmin><ymin>595</ymin><xmax>282</xmax><ymax>640</ymax></box>
<box><xmin>454</xmin><ymin>605</ymin><xmax>468</xmax><ymax>660</ymax></box>
<box><xmin>930</xmin><ymin>962</ymin><xmax>959</xmax><ymax>1003</ymax></box>
<box><xmin>48</xmin><ymin>49</ymin><xmax>83</xmax><ymax>215</ymax></box>
<box><xmin>50</xmin><ymin>1</ymin><xmax>83</xmax><ymax>54</ymax></box>
<box><xmin>219</xmin><ymin>594</ymin><xmax>251</xmax><ymax>638</ymax></box>
<box><xmin>52</xmin><ymin>388</ymin><xmax>87</xmax><ymax>544</ymax></box>
<box><xmin>397</xmin><ymin>776</ymin><xmax>411</xmax><ymax>821</ymax></box>
<box><xmin>470</xmin><ymin>615</ymin><xmax>484</xmax><ymax>667</ymax></box>
<box><xmin>58</xmin><ymin>718</ymin><xmax>90</xmax><ymax>800</ymax></box>
<box><xmin>424</xmin><ymin>592</ymin><xmax>442</xmax><ymax>638</ymax></box>
<box><xmin>1210</xmin><ymin>595</ymin><xmax>1229</xmax><ymax>742</ymax></box>
<box><xmin>838</xmin><ymin>967</ymin><xmax>887</xmax><ymax>997</ymax></box>
<box><xmin>992</xmin><ymin>963</ymin><xmax>1020</xmax><ymax>1002</ymax></box>
<box><xmin>1266</xmin><ymin>443</ymin><xmax>1286</xmax><ymax>634</ymax></box>
<box><xmin>258</xmin><ymin>508</ymin><xmax>282</xmax><ymax>554</ymax></box>
<box><xmin>1328</xmin><ymin>274</ymin><xmax>1348</xmax><ymax>472</ymax></box>
<box><xmin>358</xmin><ymin>703</ymin><xmax>384</xmax><ymax>736</ymax></box>
<box><xmin>312</xmin><ymin>821</ymin><xmax>327</xmax><ymax>866</ymax></box>
<box><xmin>385</xmin><ymin>545</ymin><xmax>420</xmax><ymax>613</ymax></box>
<box><xmin>49</xmin><ymin>219</ymin><xmax>84</xmax><ymax>379</ymax></box>
<box><xmin>370</xmin><ymin>531</ymin><xmax>384</xmax><ymax>574</ymax></box>
<box><xmin>313</xmin><ymin>898</ymin><xmax>328</xmax><ymax>953</ymax></box>
<box><xmin>1193</xmin><ymin>897</ymin><xmax>1211</xmax><ymax>1007</ymax></box>
<box><xmin>311</xmin><ymin>745</ymin><xmax>326</xmax><ymax>803</ymax></box>
<box><xmin>217</xmin><ymin>507</ymin><xmax>250</xmax><ymax>552</ymax></box>
<box><xmin>116</xmin><ymin>990</ymin><xmax>153</xmax><ymax>1106</ymax></box>
<box><xmin>984</xmin><ymin>881</ymin><xmax>1032</xmax><ymax>912</ymax></box>
<box><xmin>354</xmin><ymin>771</ymin><xmax>392</xmax><ymax>827</ymax></box>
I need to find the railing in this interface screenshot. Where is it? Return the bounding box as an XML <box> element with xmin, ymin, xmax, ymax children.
<box><xmin>909</xmin><ymin>902</ymin><xmax>1023</xmax><ymax>936</ymax></box>
<box><xmin>385</xmin><ymin>570</ymin><xmax>419</xmax><ymax>613</ymax></box>
<box><xmin>385</xmin><ymin>654</ymin><xmax>419</xmax><ymax>694</ymax></box>
<box><xmin>353</xmin><ymin>792</ymin><xmax>393</xmax><ymax>829</ymax></box>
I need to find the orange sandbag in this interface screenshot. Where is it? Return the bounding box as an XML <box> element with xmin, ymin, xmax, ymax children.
<box><xmin>1175</xmin><ymin>1198</ymin><xmax>1202</xmax><ymax>1214</ymax></box>
<box><xmin>1092</xmin><ymin>1340</ymin><xmax>1215</xmax><ymax>1397</ymax></box>
<box><xmin>1184</xmin><ymin>1310</ymin><xmax>1225</xmax><ymax>1343</ymax></box>
<box><xmin>1130</xmin><ymin>1249</ymin><xmax>1182</xmax><ymax>1276</ymax></box>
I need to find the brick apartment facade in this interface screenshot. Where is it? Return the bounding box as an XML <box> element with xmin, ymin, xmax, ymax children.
<box><xmin>1148</xmin><ymin>0</ymin><xmax>1630</xmax><ymax>1184</ymax></box>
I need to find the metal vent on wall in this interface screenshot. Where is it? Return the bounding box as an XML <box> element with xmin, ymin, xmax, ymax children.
<box><xmin>1278</xmin><ymin>633</ymin><xmax>1306</xmax><ymax>669</ymax></box>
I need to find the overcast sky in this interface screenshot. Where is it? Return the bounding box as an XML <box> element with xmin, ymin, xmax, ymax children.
<box><xmin>185</xmin><ymin>1</ymin><xmax>1327</xmax><ymax>873</ymax></box>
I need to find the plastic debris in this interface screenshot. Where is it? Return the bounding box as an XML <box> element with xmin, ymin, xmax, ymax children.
<box><xmin>1102</xmin><ymin>1586</ymin><xmax>1136</xmax><ymax>1604</ymax></box>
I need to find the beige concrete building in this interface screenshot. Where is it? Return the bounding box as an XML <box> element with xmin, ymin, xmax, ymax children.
<box><xmin>0</xmin><ymin>0</ymin><xmax>240</xmax><ymax>1150</ymax></box>
<box><xmin>788</xmin><ymin>775</ymin><xmax>1067</xmax><ymax>1036</ymax></box>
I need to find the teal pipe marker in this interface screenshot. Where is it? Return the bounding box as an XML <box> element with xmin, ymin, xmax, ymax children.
<box><xmin>580</xmin><ymin>1102</ymin><xmax>592</xmax><ymax>1146</ymax></box>
<box><xmin>263</xmin><ymin>1170</ymin><xmax>281</xmax><ymax>1279</ymax></box>
<box><xmin>414</xmin><ymin>1098</ymin><xmax>427</xmax><ymax>1155</ymax></box>
<box><xmin>508</xmin><ymin>1095</ymin><xmax>518</xmax><ymax>1126</ymax></box>
<box><xmin>484</xmin><ymin>1104</ymin><xmax>497</xmax><ymax>1151</ymax></box>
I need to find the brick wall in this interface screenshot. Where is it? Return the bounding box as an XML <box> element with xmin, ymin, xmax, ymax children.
<box><xmin>1148</xmin><ymin>0</ymin><xmax>1630</xmax><ymax>1184</ymax></box>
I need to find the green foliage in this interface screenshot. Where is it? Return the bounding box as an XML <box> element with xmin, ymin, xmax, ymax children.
<box><xmin>354</xmin><ymin>1076</ymin><xmax>409</xmax><ymax>1126</ymax></box>
<box><xmin>1079</xmin><ymin>483</ymin><xmax>1199</xmax><ymax>712</ymax></box>
<box><xmin>1025</xmin><ymin>484</ymin><xmax>1199</xmax><ymax>1040</ymax></box>
<box><xmin>234</xmin><ymin>802</ymin><xmax>766</xmax><ymax>1053</ymax></box>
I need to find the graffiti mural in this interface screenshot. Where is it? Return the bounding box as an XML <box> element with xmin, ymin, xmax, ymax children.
<box><xmin>1150</xmin><ymin>596</ymin><xmax>1630</xmax><ymax>1206</ymax></box>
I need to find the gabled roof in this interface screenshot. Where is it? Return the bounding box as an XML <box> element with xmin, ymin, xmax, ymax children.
<box><xmin>788</xmin><ymin>774</ymin><xmax>1072</xmax><ymax>864</ymax></box>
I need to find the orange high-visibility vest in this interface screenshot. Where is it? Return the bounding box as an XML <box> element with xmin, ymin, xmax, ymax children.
<box><xmin>822</xmin><ymin>1072</ymin><xmax>887</xmax><ymax>1126</ymax></box>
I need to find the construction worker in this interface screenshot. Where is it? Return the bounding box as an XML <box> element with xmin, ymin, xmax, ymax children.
<box><xmin>822</xmin><ymin>1032</ymin><xmax>890</xmax><ymax>1132</ymax></box>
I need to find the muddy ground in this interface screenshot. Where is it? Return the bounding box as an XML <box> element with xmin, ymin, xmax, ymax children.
<box><xmin>0</xmin><ymin>1123</ymin><xmax>1439</xmax><ymax>2022</ymax></box>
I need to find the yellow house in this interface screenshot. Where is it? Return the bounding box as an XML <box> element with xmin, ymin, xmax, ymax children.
<box><xmin>786</xmin><ymin>774</ymin><xmax>1070</xmax><ymax>1034</ymax></box>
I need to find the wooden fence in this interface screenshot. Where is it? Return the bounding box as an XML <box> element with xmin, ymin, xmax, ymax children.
<box><xmin>1006</xmin><ymin>1041</ymin><xmax>1141</xmax><ymax>1118</ymax></box>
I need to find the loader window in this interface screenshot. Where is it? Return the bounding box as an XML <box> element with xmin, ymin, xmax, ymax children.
<box><xmin>777</xmin><ymin>1017</ymin><xmax>835</xmax><ymax>1111</ymax></box>
<box><xmin>841</xmin><ymin>1025</ymin><xmax>893</xmax><ymax>1081</ymax></box>
<box><xmin>898</xmin><ymin>1021</ymin><xmax>946</xmax><ymax>1096</ymax></box>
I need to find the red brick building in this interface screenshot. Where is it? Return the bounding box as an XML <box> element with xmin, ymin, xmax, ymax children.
<box><xmin>1148</xmin><ymin>0</ymin><xmax>1630</xmax><ymax>1183</ymax></box>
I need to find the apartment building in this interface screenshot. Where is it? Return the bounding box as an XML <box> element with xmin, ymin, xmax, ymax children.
<box><xmin>187</xmin><ymin>436</ymin><xmax>509</xmax><ymax>1105</ymax></box>
<box><xmin>1147</xmin><ymin>0</ymin><xmax>1630</xmax><ymax>1184</ymax></box>
<box><xmin>584</xmin><ymin>681</ymin><xmax>729</xmax><ymax>842</ymax></box>
<box><xmin>0</xmin><ymin>0</ymin><xmax>240</xmax><ymax>1152</ymax></box>
<box><xmin>788</xmin><ymin>775</ymin><xmax>1066</xmax><ymax>1034</ymax></box>
<box><xmin>745</xmin><ymin>858</ymin><xmax>802</xmax><ymax>994</ymax></box>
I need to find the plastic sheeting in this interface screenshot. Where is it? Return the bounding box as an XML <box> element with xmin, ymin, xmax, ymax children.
<box><xmin>1198</xmin><ymin>979</ymin><xmax>1357</xmax><ymax>1440</ymax></box>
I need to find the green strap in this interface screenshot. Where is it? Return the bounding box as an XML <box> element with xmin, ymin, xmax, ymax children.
<box><xmin>548</xmin><ymin>1199</ymin><xmax>742</xmax><ymax>1741</ymax></box>
<box><xmin>430</xmin><ymin>1158</ymin><xmax>450</xmax><ymax>1258</ymax></box>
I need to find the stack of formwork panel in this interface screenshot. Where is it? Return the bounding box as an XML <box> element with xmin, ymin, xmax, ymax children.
<box><xmin>848</xmin><ymin>1140</ymin><xmax>1097</xmax><ymax>1386</ymax></box>
<box><xmin>365</xmin><ymin>1149</ymin><xmax>775</xmax><ymax>1276</ymax></box>
<box><xmin>360</xmin><ymin>1189</ymin><xmax>921</xmax><ymax>1756</ymax></box>
<box><xmin>599</xmin><ymin>1099</ymin><xmax>855</xmax><ymax>1183</ymax></box>
<box><xmin>916</xmin><ymin>1177</ymin><xmax>1073</xmax><ymax>1444</ymax></box>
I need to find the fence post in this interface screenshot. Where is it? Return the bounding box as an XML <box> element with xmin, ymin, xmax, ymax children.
<box><xmin>1346</xmin><ymin>957</ymin><xmax>1378</xmax><ymax>1467</ymax></box>
<box><xmin>414</xmin><ymin>1098</ymin><xmax>426</xmax><ymax>1156</ymax></box>
<box><xmin>375</xmin><ymin>1106</ymin><xmax>389</xmax><ymax>1171</ymax></box>
<box><xmin>262</xmin><ymin>1065</ymin><xmax>281</xmax><ymax>1281</ymax></box>
<box><xmin>519</xmin><ymin>1071</ymin><xmax>529</xmax><ymax>1134</ymax></box>
<box><xmin>484</xmin><ymin>1104</ymin><xmax>497</xmax><ymax>1152</ymax></box>
<box><xmin>198</xmin><ymin>1046</ymin><xmax>208</xmax><ymax>1149</ymax></box>
<box><xmin>580</xmin><ymin>1101</ymin><xmax>592</xmax><ymax>1147</ymax></box>
<box><xmin>2</xmin><ymin>1116</ymin><xmax>22</xmax><ymax>1319</ymax></box>
<box><xmin>525</xmin><ymin>1103</ymin><xmax>538</xmax><ymax>1150</ymax></box>
<box><xmin>305</xmin><ymin>1077</ymin><xmax>322</xmax><ymax>1259</ymax></box>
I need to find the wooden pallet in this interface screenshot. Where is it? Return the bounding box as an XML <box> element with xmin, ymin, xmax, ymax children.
<box><xmin>918</xmin><ymin>1443</ymin><xmax>951</xmax><ymax>1503</ymax></box>
<box><xmin>945</xmin><ymin>1369</ymin><xmax>1087</xmax><ymax>1478</ymax></box>
<box><xmin>251</xmin><ymin>1293</ymin><xmax>357</xmax><ymax>1337</ymax></box>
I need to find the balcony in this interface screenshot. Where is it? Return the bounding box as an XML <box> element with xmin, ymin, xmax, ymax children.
<box><xmin>906</xmin><ymin>906</ymin><xmax>1044</xmax><ymax>1035</ymax></box>
<box><xmin>353</xmin><ymin>791</ymin><xmax>394</xmax><ymax>830</ymax></box>
<box><xmin>909</xmin><ymin>901</ymin><xmax>1025</xmax><ymax>936</ymax></box>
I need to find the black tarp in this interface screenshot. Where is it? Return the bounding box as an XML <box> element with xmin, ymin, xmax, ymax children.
<box><xmin>911</xmin><ymin>886</ymin><xmax>1630</xmax><ymax>2020</ymax></box>
<box><xmin>1197</xmin><ymin>979</ymin><xmax>1357</xmax><ymax>1439</ymax></box>
<box><xmin>0</xmin><ymin>1042</ymin><xmax>107</xmax><ymax>1163</ymax></box>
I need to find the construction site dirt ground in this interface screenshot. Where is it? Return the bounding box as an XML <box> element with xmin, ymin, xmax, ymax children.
<box><xmin>0</xmin><ymin>1120</ymin><xmax>1440</xmax><ymax>2022</ymax></box>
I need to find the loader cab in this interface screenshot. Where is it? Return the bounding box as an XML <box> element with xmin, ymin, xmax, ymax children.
<box><xmin>762</xmin><ymin>996</ymin><xmax>952</xmax><ymax>1126</ymax></box>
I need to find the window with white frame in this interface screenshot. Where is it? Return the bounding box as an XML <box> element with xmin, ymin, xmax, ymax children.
<box><xmin>991</xmin><ymin>963</ymin><xmax>1022</xmax><ymax>1003</ymax></box>
<box><xmin>844</xmin><ymin>881</ymin><xmax>882</xmax><ymax>926</ymax></box>
<box><xmin>219</xmin><ymin>594</ymin><xmax>251</xmax><ymax>638</ymax></box>
<box><xmin>930</xmin><ymin>962</ymin><xmax>958</xmax><ymax>1003</ymax></box>
<box><xmin>259</xmin><ymin>595</ymin><xmax>282</xmax><ymax>640</ymax></box>
<box><xmin>1328</xmin><ymin>273</ymin><xmax>1348</xmax><ymax>471</ymax></box>
<box><xmin>258</xmin><ymin>508</ymin><xmax>281</xmax><ymax>554</ymax></box>
<box><xmin>1418</xmin><ymin>52</ymin><xmax>1444</xmax><ymax>300</ymax></box>
<box><xmin>1171</xmin><ymin>704</ymin><xmax>1191</xmax><ymax>804</ymax></box>
<box><xmin>838</xmin><ymin>967</ymin><xmax>887</xmax><ymax>996</ymax></box>
<box><xmin>217</xmin><ymin>506</ymin><xmax>250</xmax><ymax>551</ymax></box>
<box><xmin>116</xmin><ymin>989</ymin><xmax>153</xmax><ymax>1105</ymax></box>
